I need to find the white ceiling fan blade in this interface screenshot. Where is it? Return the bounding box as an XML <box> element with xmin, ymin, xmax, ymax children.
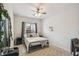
<box><xmin>42</xmin><ymin>12</ymin><xmax>47</xmax><ymax>14</ymax></box>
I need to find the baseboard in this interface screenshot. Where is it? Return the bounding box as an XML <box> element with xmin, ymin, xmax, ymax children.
<box><xmin>49</xmin><ymin>41</ymin><xmax>70</xmax><ymax>53</ymax></box>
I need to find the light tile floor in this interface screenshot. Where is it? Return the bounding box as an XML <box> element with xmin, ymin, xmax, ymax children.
<box><xmin>15</xmin><ymin>44</ymin><xmax>71</xmax><ymax>56</ymax></box>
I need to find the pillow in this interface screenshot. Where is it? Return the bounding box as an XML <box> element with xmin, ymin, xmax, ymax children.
<box><xmin>30</xmin><ymin>34</ymin><xmax>33</xmax><ymax>37</ymax></box>
<box><xmin>27</xmin><ymin>33</ymin><xmax>31</xmax><ymax>37</ymax></box>
<box><xmin>30</xmin><ymin>33</ymin><xmax>39</xmax><ymax>37</ymax></box>
<box><xmin>36</xmin><ymin>33</ymin><xmax>39</xmax><ymax>37</ymax></box>
<box><xmin>24</xmin><ymin>34</ymin><xmax>27</xmax><ymax>38</ymax></box>
<box><xmin>26</xmin><ymin>33</ymin><xmax>34</xmax><ymax>37</ymax></box>
<box><xmin>26</xmin><ymin>33</ymin><xmax>39</xmax><ymax>37</ymax></box>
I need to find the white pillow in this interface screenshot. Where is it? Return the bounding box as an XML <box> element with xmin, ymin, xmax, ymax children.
<box><xmin>24</xmin><ymin>34</ymin><xmax>27</xmax><ymax>38</ymax></box>
<box><xmin>30</xmin><ymin>33</ymin><xmax>39</xmax><ymax>37</ymax></box>
<box><xmin>36</xmin><ymin>33</ymin><xmax>39</xmax><ymax>37</ymax></box>
<box><xmin>26</xmin><ymin>33</ymin><xmax>39</xmax><ymax>37</ymax></box>
<box><xmin>27</xmin><ymin>33</ymin><xmax>31</xmax><ymax>37</ymax></box>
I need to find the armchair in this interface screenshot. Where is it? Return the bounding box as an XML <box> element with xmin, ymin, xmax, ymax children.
<box><xmin>71</xmin><ymin>38</ymin><xmax>79</xmax><ymax>56</ymax></box>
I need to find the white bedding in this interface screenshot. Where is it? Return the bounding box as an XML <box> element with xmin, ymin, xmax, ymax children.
<box><xmin>24</xmin><ymin>36</ymin><xmax>48</xmax><ymax>52</ymax></box>
<box><xmin>26</xmin><ymin>37</ymin><xmax>48</xmax><ymax>43</ymax></box>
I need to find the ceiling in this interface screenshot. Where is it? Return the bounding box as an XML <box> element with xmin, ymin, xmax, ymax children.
<box><xmin>11</xmin><ymin>3</ymin><xmax>79</xmax><ymax>19</ymax></box>
<box><xmin>12</xmin><ymin>3</ymin><xmax>48</xmax><ymax>19</ymax></box>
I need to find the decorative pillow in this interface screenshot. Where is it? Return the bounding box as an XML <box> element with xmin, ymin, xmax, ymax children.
<box><xmin>33</xmin><ymin>33</ymin><xmax>37</xmax><ymax>37</ymax></box>
<box><xmin>30</xmin><ymin>34</ymin><xmax>33</xmax><ymax>37</ymax></box>
<box><xmin>26</xmin><ymin>33</ymin><xmax>39</xmax><ymax>37</ymax></box>
<box><xmin>29</xmin><ymin>33</ymin><xmax>35</xmax><ymax>37</ymax></box>
<box><xmin>36</xmin><ymin>33</ymin><xmax>39</xmax><ymax>37</ymax></box>
<box><xmin>30</xmin><ymin>33</ymin><xmax>39</xmax><ymax>37</ymax></box>
<box><xmin>27</xmin><ymin>33</ymin><xmax>31</xmax><ymax>37</ymax></box>
<box><xmin>24</xmin><ymin>34</ymin><xmax>27</xmax><ymax>38</ymax></box>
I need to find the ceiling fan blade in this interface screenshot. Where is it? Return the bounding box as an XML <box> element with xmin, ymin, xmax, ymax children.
<box><xmin>41</xmin><ymin>12</ymin><xmax>47</xmax><ymax>14</ymax></box>
<box><xmin>32</xmin><ymin>9</ymin><xmax>38</xmax><ymax>13</ymax></box>
<box><xmin>43</xmin><ymin>12</ymin><xmax>46</xmax><ymax>14</ymax></box>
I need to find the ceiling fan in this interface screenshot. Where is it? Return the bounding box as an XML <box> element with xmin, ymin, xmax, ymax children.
<box><xmin>32</xmin><ymin>4</ymin><xmax>47</xmax><ymax>17</ymax></box>
<box><xmin>35</xmin><ymin>7</ymin><xmax>46</xmax><ymax>14</ymax></box>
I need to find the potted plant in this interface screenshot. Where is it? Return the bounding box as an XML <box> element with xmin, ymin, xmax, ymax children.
<box><xmin>0</xmin><ymin>3</ymin><xmax>11</xmax><ymax>48</ymax></box>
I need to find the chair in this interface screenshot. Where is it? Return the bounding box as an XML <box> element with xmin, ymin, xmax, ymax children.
<box><xmin>71</xmin><ymin>38</ymin><xmax>79</xmax><ymax>56</ymax></box>
<box><xmin>0</xmin><ymin>47</ymin><xmax>19</xmax><ymax>56</ymax></box>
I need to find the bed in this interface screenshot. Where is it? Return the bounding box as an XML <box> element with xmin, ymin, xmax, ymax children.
<box><xmin>22</xmin><ymin>22</ymin><xmax>49</xmax><ymax>52</ymax></box>
<box><xmin>24</xmin><ymin>34</ymin><xmax>49</xmax><ymax>52</ymax></box>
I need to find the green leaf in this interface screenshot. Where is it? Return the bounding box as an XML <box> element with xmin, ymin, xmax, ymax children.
<box><xmin>0</xmin><ymin>42</ymin><xmax>4</xmax><ymax>48</ymax></box>
<box><xmin>0</xmin><ymin>9</ymin><xmax>10</xmax><ymax>20</ymax></box>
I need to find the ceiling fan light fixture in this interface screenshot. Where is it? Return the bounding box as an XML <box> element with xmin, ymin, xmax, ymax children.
<box><xmin>35</xmin><ymin>13</ymin><xmax>42</xmax><ymax>17</ymax></box>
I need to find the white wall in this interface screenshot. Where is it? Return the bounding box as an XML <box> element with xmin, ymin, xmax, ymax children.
<box><xmin>4</xmin><ymin>3</ymin><xmax>14</xmax><ymax>47</ymax></box>
<box><xmin>14</xmin><ymin>16</ymin><xmax>42</xmax><ymax>39</ymax></box>
<box><xmin>43</xmin><ymin>4</ymin><xmax>79</xmax><ymax>52</ymax></box>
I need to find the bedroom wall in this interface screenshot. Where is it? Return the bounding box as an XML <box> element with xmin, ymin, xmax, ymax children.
<box><xmin>14</xmin><ymin>15</ymin><xmax>42</xmax><ymax>40</ymax></box>
<box><xmin>43</xmin><ymin>4</ymin><xmax>79</xmax><ymax>52</ymax></box>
